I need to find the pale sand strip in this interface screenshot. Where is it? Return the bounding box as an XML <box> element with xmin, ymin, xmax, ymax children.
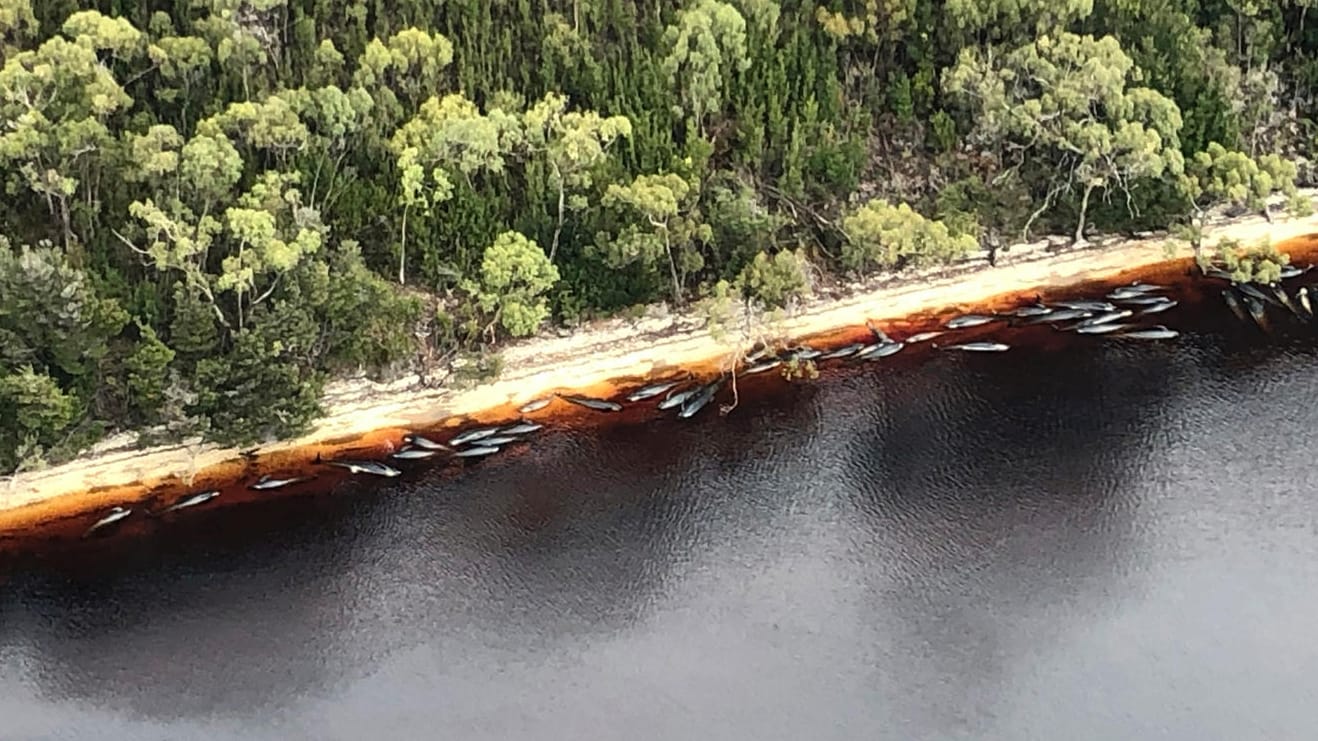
<box><xmin>2</xmin><ymin>205</ymin><xmax>1315</xmax><ymax>527</ymax></box>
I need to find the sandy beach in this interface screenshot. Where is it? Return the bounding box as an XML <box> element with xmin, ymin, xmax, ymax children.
<box><xmin>3</xmin><ymin>205</ymin><xmax>1316</xmax><ymax>535</ymax></box>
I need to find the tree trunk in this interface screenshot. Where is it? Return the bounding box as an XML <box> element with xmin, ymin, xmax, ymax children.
<box><xmin>1074</xmin><ymin>185</ymin><xmax>1094</xmax><ymax>245</ymax></box>
<box><xmin>664</xmin><ymin>229</ymin><xmax>682</xmax><ymax>305</ymax></box>
<box><xmin>58</xmin><ymin>196</ymin><xmax>74</xmax><ymax>257</ymax></box>
<box><xmin>398</xmin><ymin>205</ymin><xmax>409</xmax><ymax>284</ymax></box>
<box><xmin>549</xmin><ymin>177</ymin><xmax>566</xmax><ymax>262</ymax></box>
<box><xmin>236</xmin><ymin>241</ymin><xmax>245</xmax><ymax>330</ymax></box>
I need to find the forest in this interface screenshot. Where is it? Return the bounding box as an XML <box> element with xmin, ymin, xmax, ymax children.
<box><xmin>1</xmin><ymin>0</ymin><xmax>1315</xmax><ymax>473</ymax></box>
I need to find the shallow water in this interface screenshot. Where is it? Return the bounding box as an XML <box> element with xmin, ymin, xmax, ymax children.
<box><xmin>4</xmin><ymin>296</ymin><xmax>1318</xmax><ymax>740</ymax></box>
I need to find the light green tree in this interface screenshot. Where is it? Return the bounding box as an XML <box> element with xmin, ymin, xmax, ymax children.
<box><xmin>945</xmin><ymin>33</ymin><xmax>1185</xmax><ymax>245</ymax></box>
<box><xmin>61</xmin><ymin>10</ymin><xmax>143</xmax><ymax>60</ymax></box>
<box><xmin>117</xmin><ymin>128</ymin><xmax>243</xmax><ymax>326</ymax></box>
<box><xmin>352</xmin><ymin>28</ymin><xmax>454</xmax><ymax>128</ymax></box>
<box><xmin>193</xmin><ymin>0</ymin><xmax>288</xmax><ymax>99</ymax></box>
<box><xmin>663</xmin><ymin>0</ymin><xmax>751</xmax><ymax>134</ymax></box>
<box><xmin>307</xmin><ymin>39</ymin><xmax>345</xmax><ymax>88</ymax></box>
<box><xmin>123</xmin><ymin>124</ymin><xmax>185</xmax><ymax>186</ymax></box>
<box><xmin>598</xmin><ymin>172</ymin><xmax>712</xmax><ymax>304</ymax></box>
<box><xmin>217</xmin><ymin>171</ymin><xmax>325</xmax><ymax>330</ymax></box>
<box><xmin>815</xmin><ymin>0</ymin><xmax>916</xmax><ymax>44</ymax></box>
<box><xmin>737</xmin><ymin>248</ymin><xmax>812</xmax><ymax>309</ymax></box>
<box><xmin>389</xmin><ymin>93</ymin><xmax>522</xmax><ymax>283</ymax></box>
<box><xmin>147</xmin><ymin>34</ymin><xmax>214</xmax><ymax>127</ymax></box>
<box><xmin>0</xmin><ymin>32</ymin><xmax>135</xmax><ymax>250</ymax></box>
<box><xmin>841</xmin><ymin>199</ymin><xmax>977</xmax><ymax>273</ymax></box>
<box><xmin>522</xmin><ymin>92</ymin><xmax>632</xmax><ymax>261</ymax></box>
<box><xmin>285</xmin><ymin>84</ymin><xmax>375</xmax><ymax>209</ymax></box>
<box><xmin>1178</xmin><ymin>142</ymin><xmax>1309</xmax><ymax>251</ymax></box>
<box><xmin>468</xmin><ymin>231</ymin><xmax>560</xmax><ymax>338</ymax></box>
<box><xmin>942</xmin><ymin>0</ymin><xmax>1093</xmax><ymax>40</ymax></box>
<box><xmin>0</xmin><ymin>0</ymin><xmax>36</xmax><ymax>58</ymax></box>
<box><xmin>209</xmin><ymin>94</ymin><xmax>311</xmax><ymax>170</ymax></box>
<box><xmin>119</xmin><ymin>125</ymin><xmax>322</xmax><ymax>330</ymax></box>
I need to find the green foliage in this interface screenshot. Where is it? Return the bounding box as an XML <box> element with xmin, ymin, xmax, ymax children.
<box><xmin>123</xmin><ymin>323</ymin><xmax>176</xmax><ymax>424</ymax></box>
<box><xmin>1184</xmin><ymin>142</ymin><xmax>1302</xmax><ymax>217</ymax></box>
<box><xmin>0</xmin><ymin>0</ymin><xmax>37</xmax><ymax>54</ymax></box>
<box><xmin>696</xmin><ymin>278</ymin><xmax>740</xmax><ymax>344</ymax></box>
<box><xmin>932</xmin><ymin>171</ymin><xmax>1030</xmax><ymax>246</ymax></box>
<box><xmin>523</xmin><ymin>92</ymin><xmax>632</xmax><ymax>260</ymax></box>
<box><xmin>944</xmin><ymin>0</ymin><xmax>1093</xmax><ymax>40</ymax></box>
<box><xmin>192</xmin><ymin>327</ymin><xmax>324</xmax><ymax>446</ymax></box>
<box><xmin>706</xmin><ymin>173</ymin><xmax>787</xmax><ymax>281</ymax></box>
<box><xmin>168</xmin><ymin>283</ymin><xmax>219</xmax><ymax>360</ymax></box>
<box><xmin>663</xmin><ymin>0</ymin><xmax>751</xmax><ymax>133</ymax></box>
<box><xmin>0</xmin><ymin>366</ymin><xmax>79</xmax><ymax>472</ymax></box>
<box><xmin>0</xmin><ymin>241</ymin><xmax>127</xmax><ymax>378</ymax></box>
<box><xmin>321</xmin><ymin>242</ymin><xmax>422</xmax><ymax>371</ymax></box>
<box><xmin>390</xmin><ymin>92</ymin><xmax>521</xmax><ymax>283</ymax></box>
<box><xmin>1200</xmin><ymin>237</ymin><xmax>1290</xmax><ymax>284</ymax></box>
<box><xmin>842</xmin><ymin>199</ymin><xmax>978</xmax><ymax>272</ymax></box>
<box><xmin>815</xmin><ymin>0</ymin><xmax>917</xmax><ymax>44</ymax></box>
<box><xmin>472</xmin><ymin>231</ymin><xmax>561</xmax><ymax>338</ymax></box>
<box><xmin>928</xmin><ymin>110</ymin><xmax>957</xmax><ymax>153</ymax></box>
<box><xmin>0</xmin><ymin>29</ymin><xmax>135</xmax><ymax>247</ymax></box>
<box><xmin>737</xmin><ymin>249</ymin><xmax>812</xmax><ymax>309</ymax></box>
<box><xmin>888</xmin><ymin>71</ymin><xmax>915</xmax><ymax>121</ymax></box>
<box><xmin>599</xmin><ymin>172</ymin><xmax>712</xmax><ymax>304</ymax></box>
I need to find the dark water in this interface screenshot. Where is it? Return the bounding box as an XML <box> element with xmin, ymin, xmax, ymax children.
<box><xmin>5</xmin><ymin>315</ymin><xmax>1318</xmax><ymax>739</ymax></box>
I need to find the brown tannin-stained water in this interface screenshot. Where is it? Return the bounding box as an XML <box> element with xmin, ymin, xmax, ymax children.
<box><xmin>5</xmin><ymin>271</ymin><xmax>1318</xmax><ymax>739</ymax></box>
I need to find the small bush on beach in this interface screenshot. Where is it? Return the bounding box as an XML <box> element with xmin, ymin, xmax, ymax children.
<box><xmin>842</xmin><ymin>199</ymin><xmax>977</xmax><ymax>273</ymax></box>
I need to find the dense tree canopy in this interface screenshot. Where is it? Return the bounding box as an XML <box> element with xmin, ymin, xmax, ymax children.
<box><xmin>0</xmin><ymin>0</ymin><xmax>1314</xmax><ymax>472</ymax></box>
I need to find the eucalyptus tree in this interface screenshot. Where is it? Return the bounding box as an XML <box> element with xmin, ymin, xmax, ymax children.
<box><xmin>942</xmin><ymin>0</ymin><xmax>1093</xmax><ymax>41</ymax></box>
<box><xmin>147</xmin><ymin>33</ymin><xmax>215</xmax><ymax>129</ymax></box>
<box><xmin>944</xmin><ymin>32</ymin><xmax>1185</xmax><ymax>244</ymax></box>
<box><xmin>209</xmin><ymin>94</ymin><xmax>311</xmax><ymax>172</ymax></box>
<box><xmin>598</xmin><ymin>172</ymin><xmax>712</xmax><ymax>304</ymax></box>
<box><xmin>1177</xmin><ymin>142</ymin><xmax>1307</xmax><ymax>251</ymax></box>
<box><xmin>389</xmin><ymin>93</ymin><xmax>522</xmax><ymax>284</ymax></box>
<box><xmin>814</xmin><ymin>0</ymin><xmax>917</xmax><ymax>82</ymax></box>
<box><xmin>522</xmin><ymin>92</ymin><xmax>632</xmax><ymax>262</ymax></box>
<box><xmin>121</xmin><ymin>120</ymin><xmax>325</xmax><ymax>331</ymax></box>
<box><xmin>0</xmin><ymin>0</ymin><xmax>36</xmax><ymax>60</ymax></box>
<box><xmin>284</xmin><ymin>84</ymin><xmax>374</xmax><ymax>210</ymax></box>
<box><xmin>193</xmin><ymin>0</ymin><xmax>288</xmax><ymax>100</ymax></box>
<box><xmin>216</xmin><ymin>171</ymin><xmax>326</xmax><ymax>330</ymax></box>
<box><xmin>0</xmin><ymin>12</ymin><xmax>142</xmax><ymax>252</ymax></box>
<box><xmin>352</xmin><ymin>28</ymin><xmax>454</xmax><ymax>131</ymax></box>
<box><xmin>467</xmin><ymin>231</ymin><xmax>561</xmax><ymax>338</ymax></box>
<box><xmin>662</xmin><ymin>0</ymin><xmax>751</xmax><ymax>136</ymax></box>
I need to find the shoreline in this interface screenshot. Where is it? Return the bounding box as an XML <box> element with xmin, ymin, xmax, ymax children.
<box><xmin>4</xmin><ymin>208</ymin><xmax>1317</xmax><ymax>537</ymax></box>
